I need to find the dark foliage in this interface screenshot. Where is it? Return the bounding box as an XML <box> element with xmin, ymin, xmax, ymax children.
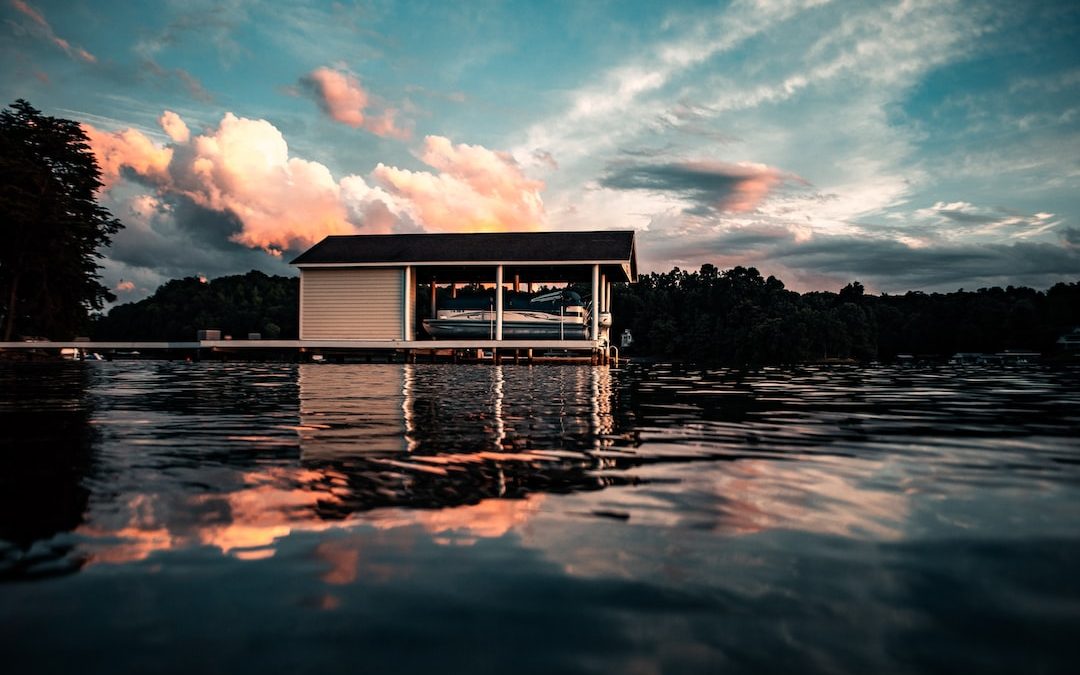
<box><xmin>0</xmin><ymin>100</ymin><xmax>122</xmax><ymax>339</ymax></box>
<box><xmin>613</xmin><ymin>264</ymin><xmax>1080</xmax><ymax>364</ymax></box>
<box><xmin>92</xmin><ymin>271</ymin><xmax>298</xmax><ymax>340</ymax></box>
<box><xmin>92</xmin><ymin>262</ymin><xmax>1079</xmax><ymax>365</ymax></box>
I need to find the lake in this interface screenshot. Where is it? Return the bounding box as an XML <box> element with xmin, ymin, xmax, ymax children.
<box><xmin>1</xmin><ymin>360</ymin><xmax>1078</xmax><ymax>673</ymax></box>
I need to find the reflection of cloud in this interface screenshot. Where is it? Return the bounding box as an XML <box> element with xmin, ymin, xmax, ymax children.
<box><xmin>76</xmin><ymin>467</ymin><xmax>546</xmax><ymax>568</ymax></box>
<box><xmin>698</xmin><ymin>459</ymin><xmax>909</xmax><ymax>540</ymax></box>
<box><xmin>517</xmin><ymin>457</ymin><xmax>911</xmax><ymax>583</ymax></box>
<box><xmin>76</xmin><ymin>471</ymin><xmax>344</xmax><ymax>565</ymax></box>
<box><xmin>370</xmin><ymin>495</ymin><xmax>545</xmax><ymax>544</ymax></box>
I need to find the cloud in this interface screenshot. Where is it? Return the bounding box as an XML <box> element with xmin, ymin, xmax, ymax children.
<box><xmin>599</xmin><ymin>160</ymin><xmax>799</xmax><ymax>213</ymax></box>
<box><xmin>302</xmin><ymin>67</ymin><xmax>367</xmax><ymax>126</ymax></box>
<box><xmin>159</xmin><ymin>110</ymin><xmax>190</xmax><ymax>143</ymax></box>
<box><xmin>372</xmin><ymin>135</ymin><xmax>545</xmax><ymax>231</ymax></box>
<box><xmin>642</xmin><ymin>222</ymin><xmax>1080</xmax><ymax>293</ymax></box>
<box><xmin>167</xmin><ymin>113</ymin><xmax>359</xmax><ymax>254</ymax></box>
<box><xmin>11</xmin><ymin>0</ymin><xmax>96</xmax><ymax>63</ymax></box>
<box><xmin>912</xmin><ymin>201</ymin><xmax>1061</xmax><ymax>241</ymax></box>
<box><xmin>80</xmin><ymin>124</ymin><xmax>173</xmax><ymax>188</ymax></box>
<box><xmin>299</xmin><ymin>66</ymin><xmax>410</xmax><ymax>139</ymax></box>
<box><xmin>517</xmin><ymin>0</ymin><xmax>830</xmax><ymax>164</ymax></box>
<box><xmin>139</xmin><ymin>60</ymin><xmax>213</xmax><ymax>102</ymax></box>
<box><xmin>84</xmin><ymin>112</ymin><xmax>543</xmax><ymax>263</ymax></box>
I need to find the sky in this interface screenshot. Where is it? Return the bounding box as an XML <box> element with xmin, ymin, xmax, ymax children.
<box><xmin>2</xmin><ymin>0</ymin><xmax>1079</xmax><ymax>301</ymax></box>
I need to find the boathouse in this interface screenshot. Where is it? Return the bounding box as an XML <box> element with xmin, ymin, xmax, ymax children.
<box><xmin>288</xmin><ymin>230</ymin><xmax>637</xmax><ymax>351</ymax></box>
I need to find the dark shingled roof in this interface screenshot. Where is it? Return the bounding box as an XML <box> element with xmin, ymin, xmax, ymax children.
<box><xmin>290</xmin><ymin>230</ymin><xmax>637</xmax><ymax>280</ymax></box>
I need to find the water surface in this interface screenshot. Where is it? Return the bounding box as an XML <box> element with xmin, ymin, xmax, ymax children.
<box><xmin>1</xmin><ymin>361</ymin><xmax>1078</xmax><ymax>673</ymax></box>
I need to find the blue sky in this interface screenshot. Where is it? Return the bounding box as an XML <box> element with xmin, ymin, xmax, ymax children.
<box><xmin>2</xmin><ymin>0</ymin><xmax>1078</xmax><ymax>300</ymax></box>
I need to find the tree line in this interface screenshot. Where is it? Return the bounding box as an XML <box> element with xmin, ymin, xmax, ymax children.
<box><xmin>92</xmin><ymin>272</ymin><xmax>299</xmax><ymax>341</ymax></box>
<box><xmin>611</xmin><ymin>264</ymin><xmax>1080</xmax><ymax>363</ymax></box>
<box><xmin>87</xmin><ymin>264</ymin><xmax>1080</xmax><ymax>364</ymax></box>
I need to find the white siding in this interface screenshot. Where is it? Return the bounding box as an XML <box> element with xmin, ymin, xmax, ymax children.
<box><xmin>301</xmin><ymin>268</ymin><xmax>403</xmax><ymax>340</ymax></box>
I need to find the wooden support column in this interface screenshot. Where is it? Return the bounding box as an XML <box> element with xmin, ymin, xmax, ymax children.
<box><xmin>430</xmin><ymin>277</ymin><xmax>437</xmax><ymax>318</ymax></box>
<box><xmin>495</xmin><ymin>265</ymin><xmax>504</xmax><ymax>341</ymax></box>
<box><xmin>403</xmin><ymin>266</ymin><xmax>412</xmax><ymax>340</ymax></box>
<box><xmin>600</xmin><ymin>273</ymin><xmax>606</xmax><ymax>311</ymax></box>
<box><xmin>591</xmin><ymin>263</ymin><xmax>600</xmax><ymax>341</ymax></box>
<box><xmin>451</xmin><ymin>283</ymin><xmax>458</xmax><ymax>298</ymax></box>
<box><xmin>513</xmin><ymin>274</ymin><xmax>520</xmax><ymax>293</ymax></box>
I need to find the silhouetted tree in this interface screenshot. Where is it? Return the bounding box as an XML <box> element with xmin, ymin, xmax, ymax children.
<box><xmin>0</xmin><ymin>100</ymin><xmax>121</xmax><ymax>340</ymax></box>
<box><xmin>612</xmin><ymin>264</ymin><xmax>1080</xmax><ymax>365</ymax></box>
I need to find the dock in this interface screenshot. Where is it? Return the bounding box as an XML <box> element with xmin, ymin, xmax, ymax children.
<box><xmin>0</xmin><ymin>339</ymin><xmax>619</xmax><ymax>364</ymax></box>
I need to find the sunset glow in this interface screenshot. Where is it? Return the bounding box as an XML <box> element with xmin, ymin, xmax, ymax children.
<box><xmin>1</xmin><ymin>0</ymin><xmax>1077</xmax><ymax>296</ymax></box>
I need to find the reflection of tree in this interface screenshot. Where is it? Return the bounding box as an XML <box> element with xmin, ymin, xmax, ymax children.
<box><xmin>0</xmin><ymin>363</ymin><xmax>94</xmax><ymax>578</ymax></box>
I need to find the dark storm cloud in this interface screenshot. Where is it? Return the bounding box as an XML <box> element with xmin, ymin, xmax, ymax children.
<box><xmin>105</xmin><ymin>194</ymin><xmax>292</xmax><ymax>282</ymax></box>
<box><xmin>1061</xmin><ymin>226</ymin><xmax>1080</xmax><ymax>247</ymax></box>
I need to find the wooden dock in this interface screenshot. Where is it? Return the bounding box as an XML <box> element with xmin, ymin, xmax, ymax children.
<box><xmin>0</xmin><ymin>339</ymin><xmax>617</xmax><ymax>364</ymax></box>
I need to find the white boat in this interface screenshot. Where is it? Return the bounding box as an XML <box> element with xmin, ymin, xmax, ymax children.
<box><xmin>423</xmin><ymin>290</ymin><xmax>592</xmax><ymax>340</ymax></box>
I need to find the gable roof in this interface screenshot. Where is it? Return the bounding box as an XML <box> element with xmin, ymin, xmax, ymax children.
<box><xmin>290</xmin><ymin>230</ymin><xmax>638</xmax><ymax>281</ymax></box>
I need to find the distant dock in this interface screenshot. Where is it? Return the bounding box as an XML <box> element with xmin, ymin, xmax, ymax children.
<box><xmin>0</xmin><ymin>339</ymin><xmax>618</xmax><ymax>364</ymax></box>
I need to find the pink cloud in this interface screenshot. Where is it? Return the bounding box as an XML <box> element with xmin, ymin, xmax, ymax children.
<box><xmin>84</xmin><ymin>113</ymin><xmax>360</xmax><ymax>254</ymax></box>
<box><xmin>81</xmin><ymin>123</ymin><xmax>173</xmax><ymax>188</ymax></box>
<box><xmin>696</xmin><ymin>161</ymin><xmax>784</xmax><ymax>213</ymax></box>
<box><xmin>300</xmin><ymin>67</ymin><xmax>411</xmax><ymax>138</ymax></box>
<box><xmin>85</xmin><ymin>112</ymin><xmax>546</xmax><ymax>255</ymax></box>
<box><xmin>172</xmin><ymin>113</ymin><xmax>358</xmax><ymax>253</ymax></box>
<box><xmin>11</xmin><ymin>0</ymin><xmax>45</xmax><ymax>27</ymax></box>
<box><xmin>159</xmin><ymin>110</ymin><xmax>190</xmax><ymax>143</ymax></box>
<box><xmin>115</xmin><ymin>280</ymin><xmax>135</xmax><ymax>293</ymax></box>
<box><xmin>12</xmin><ymin>0</ymin><xmax>97</xmax><ymax>63</ymax></box>
<box><xmin>373</xmin><ymin>135</ymin><xmax>545</xmax><ymax>231</ymax></box>
<box><xmin>303</xmin><ymin>67</ymin><xmax>369</xmax><ymax>127</ymax></box>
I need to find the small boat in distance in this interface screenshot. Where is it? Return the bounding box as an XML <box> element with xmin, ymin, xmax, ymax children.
<box><xmin>423</xmin><ymin>290</ymin><xmax>590</xmax><ymax>340</ymax></box>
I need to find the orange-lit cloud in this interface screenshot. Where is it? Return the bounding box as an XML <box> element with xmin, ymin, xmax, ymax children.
<box><xmin>373</xmin><ymin>135</ymin><xmax>545</xmax><ymax>231</ymax></box>
<box><xmin>159</xmin><ymin>110</ymin><xmax>190</xmax><ymax>143</ymax></box>
<box><xmin>12</xmin><ymin>0</ymin><xmax>96</xmax><ymax>63</ymax></box>
<box><xmin>175</xmin><ymin>113</ymin><xmax>357</xmax><ymax>252</ymax></box>
<box><xmin>115</xmin><ymin>279</ymin><xmax>135</xmax><ymax>292</ymax></box>
<box><xmin>85</xmin><ymin>111</ymin><xmax>545</xmax><ymax>253</ymax></box>
<box><xmin>301</xmin><ymin>67</ymin><xmax>411</xmax><ymax>139</ymax></box>
<box><xmin>81</xmin><ymin>123</ymin><xmax>172</xmax><ymax>188</ymax></box>
<box><xmin>305</xmin><ymin>67</ymin><xmax>368</xmax><ymax>126</ymax></box>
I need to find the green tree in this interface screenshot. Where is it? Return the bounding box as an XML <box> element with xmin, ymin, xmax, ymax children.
<box><xmin>0</xmin><ymin>99</ymin><xmax>122</xmax><ymax>340</ymax></box>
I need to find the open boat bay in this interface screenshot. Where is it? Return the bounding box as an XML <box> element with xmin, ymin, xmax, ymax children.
<box><xmin>1</xmin><ymin>361</ymin><xmax>1078</xmax><ymax>673</ymax></box>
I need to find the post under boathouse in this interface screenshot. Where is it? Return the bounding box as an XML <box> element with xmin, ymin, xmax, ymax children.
<box><xmin>288</xmin><ymin>230</ymin><xmax>637</xmax><ymax>359</ymax></box>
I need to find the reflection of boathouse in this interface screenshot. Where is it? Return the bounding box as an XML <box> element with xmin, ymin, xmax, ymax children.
<box><xmin>289</xmin><ymin>231</ymin><xmax>637</xmax><ymax>360</ymax></box>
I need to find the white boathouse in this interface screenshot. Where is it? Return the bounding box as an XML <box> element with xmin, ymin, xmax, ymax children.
<box><xmin>288</xmin><ymin>230</ymin><xmax>638</xmax><ymax>354</ymax></box>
